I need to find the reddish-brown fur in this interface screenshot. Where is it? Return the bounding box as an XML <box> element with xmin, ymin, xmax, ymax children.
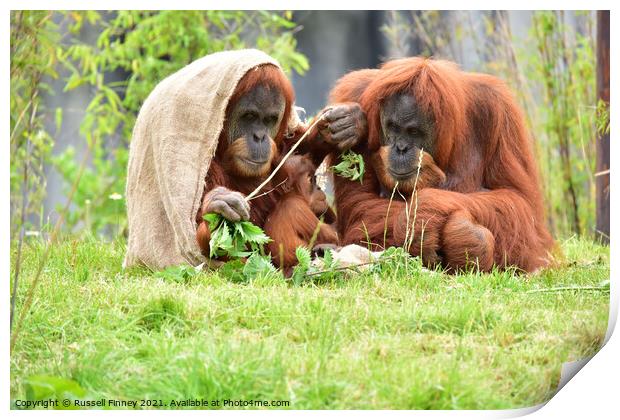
<box><xmin>196</xmin><ymin>65</ymin><xmax>335</xmax><ymax>268</ymax></box>
<box><xmin>264</xmin><ymin>155</ymin><xmax>338</xmax><ymax>268</ymax></box>
<box><xmin>328</xmin><ymin>58</ymin><xmax>554</xmax><ymax>272</ymax></box>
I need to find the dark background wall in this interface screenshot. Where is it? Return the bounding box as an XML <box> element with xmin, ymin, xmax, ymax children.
<box><xmin>291</xmin><ymin>11</ymin><xmax>385</xmax><ymax>115</ymax></box>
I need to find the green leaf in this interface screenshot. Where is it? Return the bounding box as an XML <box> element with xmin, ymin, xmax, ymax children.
<box><xmin>205</xmin><ymin>213</ymin><xmax>270</xmax><ymax>258</ymax></box>
<box><xmin>218</xmin><ymin>259</ymin><xmax>246</xmax><ymax>283</ymax></box>
<box><xmin>243</xmin><ymin>253</ymin><xmax>276</xmax><ymax>279</ymax></box>
<box><xmin>290</xmin><ymin>246</ymin><xmax>312</xmax><ymax>285</ymax></box>
<box><xmin>209</xmin><ymin>221</ymin><xmax>231</xmax><ymax>257</ymax></box>
<box><xmin>25</xmin><ymin>375</ymin><xmax>87</xmax><ymax>409</ymax></box>
<box><xmin>154</xmin><ymin>264</ymin><xmax>199</xmax><ymax>283</ymax></box>
<box><xmin>322</xmin><ymin>248</ymin><xmax>335</xmax><ymax>269</ymax></box>
<box><xmin>238</xmin><ymin>221</ymin><xmax>271</xmax><ymax>244</ymax></box>
<box><xmin>295</xmin><ymin>246</ymin><xmax>311</xmax><ymax>268</ymax></box>
<box><xmin>331</xmin><ymin>151</ymin><xmax>365</xmax><ymax>183</ymax></box>
<box><xmin>203</xmin><ymin>213</ymin><xmax>221</xmax><ymax>231</ymax></box>
<box><xmin>203</xmin><ymin>213</ymin><xmax>271</xmax><ymax>258</ymax></box>
<box><xmin>64</xmin><ymin>74</ymin><xmax>85</xmax><ymax>91</ymax></box>
<box><xmin>54</xmin><ymin>107</ymin><xmax>63</xmax><ymax>132</ymax></box>
<box><xmin>291</xmin><ymin>267</ymin><xmax>305</xmax><ymax>285</ymax></box>
<box><xmin>227</xmin><ymin>248</ymin><xmax>253</xmax><ymax>258</ymax></box>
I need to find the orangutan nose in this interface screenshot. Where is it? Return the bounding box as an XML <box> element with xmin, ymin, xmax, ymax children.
<box><xmin>395</xmin><ymin>142</ymin><xmax>409</xmax><ymax>155</ymax></box>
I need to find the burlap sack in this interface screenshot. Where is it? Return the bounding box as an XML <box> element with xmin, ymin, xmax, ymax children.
<box><xmin>124</xmin><ymin>49</ymin><xmax>301</xmax><ymax>269</ymax></box>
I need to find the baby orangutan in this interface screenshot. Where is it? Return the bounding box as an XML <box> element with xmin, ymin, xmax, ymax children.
<box><xmin>264</xmin><ymin>155</ymin><xmax>338</xmax><ymax>268</ymax></box>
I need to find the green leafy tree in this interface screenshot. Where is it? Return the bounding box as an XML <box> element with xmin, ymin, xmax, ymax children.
<box><xmin>10</xmin><ymin>11</ymin><xmax>64</xmax><ymax>237</ymax></box>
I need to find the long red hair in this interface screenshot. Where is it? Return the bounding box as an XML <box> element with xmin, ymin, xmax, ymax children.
<box><xmin>226</xmin><ymin>64</ymin><xmax>295</xmax><ymax>145</ymax></box>
<box><xmin>360</xmin><ymin>58</ymin><xmax>468</xmax><ymax>170</ymax></box>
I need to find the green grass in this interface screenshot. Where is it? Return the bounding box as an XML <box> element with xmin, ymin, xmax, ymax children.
<box><xmin>10</xmin><ymin>236</ymin><xmax>609</xmax><ymax>409</ymax></box>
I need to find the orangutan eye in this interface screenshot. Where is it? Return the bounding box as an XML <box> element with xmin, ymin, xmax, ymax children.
<box><xmin>242</xmin><ymin>111</ymin><xmax>258</xmax><ymax>121</ymax></box>
<box><xmin>386</xmin><ymin>121</ymin><xmax>399</xmax><ymax>132</ymax></box>
<box><xmin>408</xmin><ymin>127</ymin><xmax>422</xmax><ymax>137</ymax></box>
<box><xmin>264</xmin><ymin>115</ymin><xmax>278</xmax><ymax>126</ymax></box>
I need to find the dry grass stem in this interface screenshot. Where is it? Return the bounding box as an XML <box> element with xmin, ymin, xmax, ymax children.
<box><xmin>246</xmin><ymin>110</ymin><xmax>331</xmax><ymax>201</ymax></box>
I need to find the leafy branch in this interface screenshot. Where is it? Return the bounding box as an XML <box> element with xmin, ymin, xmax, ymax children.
<box><xmin>331</xmin><ymin>151</ymin><xmax>365</xmax><ymax>183</ymax></box>
<box><xmin>203</xmin><ymin>213</ymin><xmax>270</xmax><ymax>259</ymax></box>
